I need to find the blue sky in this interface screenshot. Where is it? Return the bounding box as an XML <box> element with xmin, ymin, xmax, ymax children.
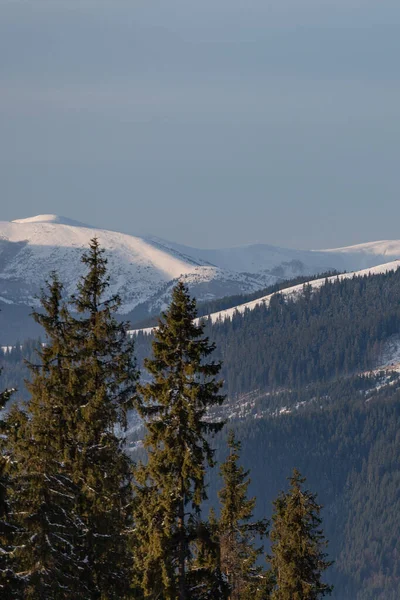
<box><xmin>1</xmin><ymin>0</ymin><xmax>400</xmax><ymax>249</ymax></box>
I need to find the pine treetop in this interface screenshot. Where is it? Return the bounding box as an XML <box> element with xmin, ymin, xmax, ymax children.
<box><xmin>219</xmin><ymin>430</ymin><xmax>259</xmax><ymax>528</ymax></box>
<box><xmin>137</xmin><ymin>281</ymin><xmax>225</xmax><ymax>506</ymax></box>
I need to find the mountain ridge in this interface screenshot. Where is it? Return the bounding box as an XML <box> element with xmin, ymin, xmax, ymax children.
<box><xmin>129</xmin><ymin>259</ymin><xmax>400</xmax><ymax>335</ymax></box>
<box><xmin>1</xmin><ymin>215</ymin><xmax>400</xmax><ymax>326</ymax></box>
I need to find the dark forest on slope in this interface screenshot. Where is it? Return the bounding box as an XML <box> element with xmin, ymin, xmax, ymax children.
<box><xmin>216</xmin><ymin>389</ymin><xmax>400</xmax><ymax>600</ymax></box>
<box><xmin>2</xmin><ymin>267</ymin><xmax>400</xmax><ymax>598</ymax></box>
<box><xmin>129</xmin><ymin>269</ymin><xmax>340</xmax><ymax>329</ymax></box>
<box><xmin>122</xmin><ymin>267</ymin><xmax>400</xmax><ymax>599</ymax></box>
<box><xmin>131</xmin><ymin>268</ymin><xmax>400</xmax><ymax>400</ymax></box>
<box><xmin>206</xmin><ymin>269</ymin><xmax>400</xmax><ymax>395</ymax></box>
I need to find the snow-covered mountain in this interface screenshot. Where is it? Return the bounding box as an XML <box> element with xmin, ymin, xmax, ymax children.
<box><xmin>0</xmin><ymin>215</ymin><xmax>276</xmax><ymax>315</ymax></box>
<box><xmin>1</xmin><ymin>215</ymin><xmax>400</xmax><ymax>324</ymax></box>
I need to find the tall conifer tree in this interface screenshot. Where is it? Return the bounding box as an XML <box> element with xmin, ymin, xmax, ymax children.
<box><xmin>8</xmin><ymin>241</ymin><xmax>138</xmax><ymax>599</ymax></box>
<box><xmin>218</xmin><ymin>431</ymin><xmax>270</xmax><ymax>600</ymax></box>
<box><xmin>269</xmin><ymin>469</ymin><xmax>333</xmax><ymax>600</ymax></box>
<box><xmin>8</xmin><ymin>276</ymin><xmax>91</xmax><ymax>598</ymax></box>
<box><xmin>67</xmin><ymin>238</ymin><xmax>139</xmax><ymax>597</ymax></box>
<box><xmin>132</xmin><ymin>281</ymin><xmax>225</xmax><ymax>599</ymax></box>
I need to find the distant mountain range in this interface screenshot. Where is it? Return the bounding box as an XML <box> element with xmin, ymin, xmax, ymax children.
<box><xmin>1</xmin><ymin>213</ymin><xmax>400</xmax><ymax>343</ymax></box>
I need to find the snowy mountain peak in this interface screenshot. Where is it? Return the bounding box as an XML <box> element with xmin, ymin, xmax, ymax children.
<box><xmin>11</xmin><ymin>214</ymin><xmax>90</xmax><ymax>227</ymax></box>
<box><xmin>0</xmin><ymin>217</ymin><xmax>270</xmax><ymax>315</ymax></box>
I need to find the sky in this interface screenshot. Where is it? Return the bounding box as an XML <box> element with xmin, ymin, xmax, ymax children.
<box><xmin>1</xmin><ymin>0</ymin><xmax>400</xmax><ymax>250</ymax></box>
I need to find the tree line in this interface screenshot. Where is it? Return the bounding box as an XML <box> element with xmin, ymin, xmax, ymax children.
<box><xmin>0</xmin><ymin>240</ymin><xmax>332</xmax><ymax>599</ymax></box>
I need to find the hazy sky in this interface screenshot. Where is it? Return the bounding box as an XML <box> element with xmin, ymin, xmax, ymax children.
<box><xmin>1</xmin><ymin>0</ymin><xmax>400</xmax><ymax>249</ymax></box>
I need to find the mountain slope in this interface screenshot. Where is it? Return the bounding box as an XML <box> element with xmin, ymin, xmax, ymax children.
<box><xmin>322</xmin><ymin>239</ymin><xmax>400</xmax><ymax>269</ymax></box>
<box><xmin>126</xmin><ymin>265</ymin><xmax>400</xmax><ymax>599</ymax></box>
<box><xmin>199</xmin><ymin>259</ymin><xmax>400</xmax><ymax>325</ymax></box>
<box><xmin>0</xmin><ymin>215</ymin><xmax>272</xmax><ymax>314</ymax></box>
<box><xmin>132</xmin><ymin>263</ymin><xmax>400</xmax><ymax>412</ymax></box>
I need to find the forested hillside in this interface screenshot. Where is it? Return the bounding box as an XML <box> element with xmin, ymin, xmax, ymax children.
<box><xmin>6</xmin><ymin>266</ymin><xmax>400</xmax><ymax>402</ymax></box>
<box><xmin>132</xmin><ymin>268</ymin><xmax>400</xmax><ymax>404</ymax></box>
<box><xmin>130</xmin><ymin>267</ymin><xmax>400</xmax><ymax>598</ymax></box>
<box><xmin>206</xmin><ymin>268</ymin><xmax>400</xmax><ymax>397</ymax></box>
<box><xmin>217</xmin><ymin>388</ymin><xmax>400</xmax><ymax>600</ymax></box>
<box><xmin>3</xmin><ymin>266</ymin><xmax>400</xmax><ymax>598</ymax></box>
<box><xmin>131</xmin><ymin>270</ymin><xmax>340</xmax><ymax>329</ymax></box>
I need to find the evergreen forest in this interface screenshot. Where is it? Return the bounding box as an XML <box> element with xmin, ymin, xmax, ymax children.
<box><xmin>2</xmin><ymin>243</ymin><xmax>400</xmax><ymax>598</ymax></box>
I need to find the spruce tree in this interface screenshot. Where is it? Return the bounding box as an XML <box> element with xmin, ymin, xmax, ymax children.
<box><xmin>8</xmin><ymin>240</ymin><xmax>138</xmax><ymax>599</ymax></box>
<box><xmin>132</xmin><ymin>281</ymin><xmax>226</xmax><ymax>600</ymax></box>
<box><xmin>218</xmin><ymin>430</ymin><xmax>270</xmax><ymax>600</ymax></box>
<box><xmin>67</xmin><ymin>238</ymin><xmax>139</xmax><ymax>598</ymax></box>
<box><xmin>269</xmin><ymin>469</ymin><xmax>333</xmax><ymax>600</ymax></box>
<box><xmin>7</xmin><ymin>275</ymin><xmax>91</xmax><ymax>598</ymax></box>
